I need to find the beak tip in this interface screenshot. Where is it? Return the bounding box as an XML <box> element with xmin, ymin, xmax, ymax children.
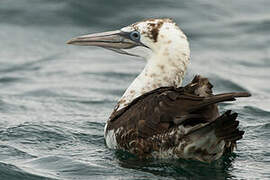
<box><xmin>66</xmin><ymin>39</ymin><xmax>74</xmax><ymax>45</ymax></box>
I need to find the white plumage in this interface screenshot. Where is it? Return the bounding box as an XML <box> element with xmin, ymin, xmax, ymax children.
<box><xmin>117</xmin><ymin>19</ymin><xmax>190</xmax><ymax>111</ymax></box>
<box><xmin>68</xmin><ymin>18</ymin><xmax>250</xmax><ymax>162</ymax></box>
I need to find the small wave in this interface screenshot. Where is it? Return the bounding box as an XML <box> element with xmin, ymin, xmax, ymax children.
<box><xmin>0</xmin><ymin>77</ymin><xmax>24</xmax><ymax>84</ymax></box>
<box><xmin>0</xmin><ymin>144</ymin><xmax>37</xmax><ymax>161</ymax></box>
<box><xmin>66</xmin><ymin>98</ymin><xmax>115</xmax><ymax>105</ymax></box>
<box><xmin>0</xmin><ymin>161</ymin><xmax>54</xmax><ymax>180</ymax></box>
<box><xmin>243</xmin><ymin>106</ymin><xmax>270</xmax><ymax>117</ymax></box>
<box><xmin>0</xmin><ymin>53</ymin><xmax>61</xmax><ymax>74</ymax></box>
<box><xmin>228</xmin><ymin>17</ymin><xmax>270</xmax><ymax>34</ymax></box>
<box><xmin>20</xmin><ymin>89</ymin><xmax>61</xmax><ymax>97</ymax></box>
<box><xmin>82</xmin><ymin>71</ymin><xmax>138</xmax><ymax>80</ymax></box>
<box><xmin>23</xmin><ymin>155</ymin><xmax>106</xmax><ymax>179</ymax></box>
<box><xmin>0</xmin><ymin>123</ymin><xmax>73</xmax><ymax>145</ymax></box>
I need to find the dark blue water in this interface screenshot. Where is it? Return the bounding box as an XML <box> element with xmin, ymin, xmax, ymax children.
<box><xmin>0</xmin><ymin>0</ymin><xmax>269</xmax><ymax>179</ymax></box>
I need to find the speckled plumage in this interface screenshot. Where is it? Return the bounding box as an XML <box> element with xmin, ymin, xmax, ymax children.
<box><xmin>67</xmin><ymin>18</ymin><xmax>251</xmax><ymax>162</ymax></box>
<box><xmin>103</xmin><ymin>19</ymin><xmax>250</xmax><ymax>162</ymax></box>
<box><xmin>116</xmin><ymin>18</ymin><xmax>190</xmax><ymax>111</ymax></box>
<box><xmin>105</xmin><ymin>75</ymin><xmax>249</xmax><ymax>162</ymax></box>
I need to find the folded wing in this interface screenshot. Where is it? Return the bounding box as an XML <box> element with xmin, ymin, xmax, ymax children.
<box><xmin>106</xmin><ymin>75</ymin><xmax>250</xmax><ymax>161</ymax></box>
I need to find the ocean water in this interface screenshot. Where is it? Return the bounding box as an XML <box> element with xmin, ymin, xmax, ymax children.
<box><xmin>0</xmin><ymin>0</ymin><xmax>269</xmax><ymax>179</ymax></box>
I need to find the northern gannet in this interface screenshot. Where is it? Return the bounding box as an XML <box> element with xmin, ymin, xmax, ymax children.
<box><xmin>67</xmin><ymin>18</ymin><xmax>251</xmax><ymax>162</ymax></box>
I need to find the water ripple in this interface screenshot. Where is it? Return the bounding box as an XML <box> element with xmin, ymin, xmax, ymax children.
<box><xmin>0</xmin><ymin>0</ymin><xmax>269</xmax><ymax>179</ymax></box>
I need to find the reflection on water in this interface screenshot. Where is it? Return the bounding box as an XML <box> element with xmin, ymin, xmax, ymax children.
<box><xmin>115</xmin><ymin>150</ymin><xmax>236</xmax><ymax>179</ymax></box>
<box><xmin>0</xmin><ymin>0</ymin><xmax>269</xmax><ymax>179</ymax></box>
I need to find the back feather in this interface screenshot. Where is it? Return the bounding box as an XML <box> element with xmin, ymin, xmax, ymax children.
<box><xmin>105</xmin><ymin>75</ymin><xmax>251</xmax><ymax>161</ymax></box>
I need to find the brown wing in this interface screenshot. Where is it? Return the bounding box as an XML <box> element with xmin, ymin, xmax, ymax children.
<box><xmin>106</xmin><ymin>75</ymin><xmax>250</xmax><ymax>139</ymax></box>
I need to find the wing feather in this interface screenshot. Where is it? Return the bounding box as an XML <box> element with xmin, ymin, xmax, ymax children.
<box><xmin>106</xmin><ymin>75</ymin><xmax>250</xmax><ymax>160</ymax></box>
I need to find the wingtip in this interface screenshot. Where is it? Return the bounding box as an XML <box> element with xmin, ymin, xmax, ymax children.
<box><xmin>238</xmin><ymin>92</ymin><xmax>252</xmax><ymax>97</ymax></box>
<box><xmin>230</xmin><ymin>92</ymin><xmax>251</xmax><ymax>98</ymax></box>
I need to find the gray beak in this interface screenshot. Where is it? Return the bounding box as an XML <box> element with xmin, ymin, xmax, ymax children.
<box><xmin>67</xmin><ymin>30</ymin><xmax>138</xmax><ymax>49</ymax></box>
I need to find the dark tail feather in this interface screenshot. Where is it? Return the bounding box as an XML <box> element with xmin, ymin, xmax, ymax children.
<box><xmin>213</xmin><ymin>110</ymin><xmax>245</xmax><ymax>142</ymax></box>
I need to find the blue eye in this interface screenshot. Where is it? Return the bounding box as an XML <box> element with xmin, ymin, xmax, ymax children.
<box><xmin>130</xmin><ymin>31</ymin><xmax>140</xmax><ymax>41</ymax></box>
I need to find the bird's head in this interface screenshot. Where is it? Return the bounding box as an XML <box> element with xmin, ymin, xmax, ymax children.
<box><xmin>67</xmin><ymin>18</ymin><xmax>190</xmax><ymax>60</ymax></box>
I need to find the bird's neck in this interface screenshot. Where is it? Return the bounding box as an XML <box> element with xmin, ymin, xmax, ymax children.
<box><xmin>115</xmin><ymin>49</ymin><xmax>190</xmax><ymax>111</ymax></box>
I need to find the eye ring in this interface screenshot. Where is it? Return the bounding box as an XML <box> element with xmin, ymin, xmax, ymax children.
<box><xmin>130</xmin><ymin>31</ymin><xmax>140</xmax><ymax>41</ymax></box>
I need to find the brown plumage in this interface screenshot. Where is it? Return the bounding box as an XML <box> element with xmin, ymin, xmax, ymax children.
<box><xmin>67</xmin><ymin>18</ymin><xmax>251</xmax><ymax>162</ymax></box>
<box><xmin>105</xmin><ymin>75</ymin><xmax>250</xmax><ymax>162</ymax></box>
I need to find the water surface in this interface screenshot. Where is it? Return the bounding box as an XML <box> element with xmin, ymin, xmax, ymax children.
<box><xmin>0</xmin><ymin>0</ymin><xmax>269</xmax><ymax>179</ymax></box>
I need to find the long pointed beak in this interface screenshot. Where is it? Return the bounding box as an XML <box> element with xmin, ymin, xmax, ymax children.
<box><xmin>67</xmin><ymin>30</ymin><xmax>137</xmax><ymax>49</ymax></box>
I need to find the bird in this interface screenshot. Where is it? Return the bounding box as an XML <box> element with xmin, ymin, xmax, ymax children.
<box><xmin>67</xmin><ymin>18</ymin><xmax>251</xmax><ymax>162</ymax></box>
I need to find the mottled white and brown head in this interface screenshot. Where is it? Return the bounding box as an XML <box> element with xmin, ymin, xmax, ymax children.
<box><xmin>67</xmin><ymin>18</ymin><xmax>190</xmax><ymax>61</ymax></box>
<box><xmin>68</xmin><ymin>18</ymin><xmax>191</xmax><ymax>111</ymax></box>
